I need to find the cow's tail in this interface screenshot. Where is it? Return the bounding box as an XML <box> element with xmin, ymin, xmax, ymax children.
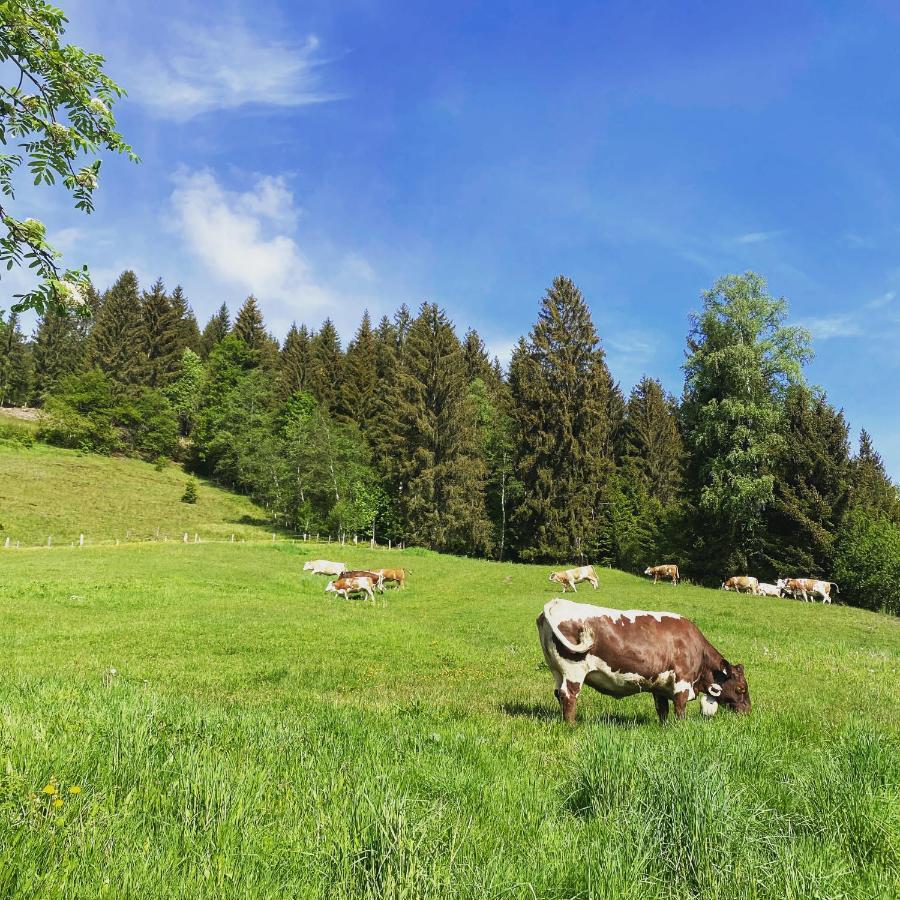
<box><xmin>830</xmin><ymin>582</ymin><xmax>840</xmax><ymax>594</ymax></box>
<box><xmin>540</xmin><ymin>602</ymin><xmax>594</xmax><ymax>655</ymax></box>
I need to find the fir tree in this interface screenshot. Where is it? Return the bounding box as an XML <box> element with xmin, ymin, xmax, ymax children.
<box><xmin>308</xmin><ymin>319</ymin><xmax>343</xmax><ymax>410</ymax></box>
<box><xmin>762</xmin><ymin>386</ymin><xmax>851</xmax><ymax>577</ymax></box>
<box><xmin>462</xmin><ymin>328</ymin><xmax>494</xmax><ymax>384</ymax></box>
<box><xmin>394</xmin><ymin>304</ymin><xmax>412</xmax><ymax>359</ymax></box>
<box><xmin>277</xmin><ymin>323</ymin><xmax>312</xmax><ymax>400</ymax></box>
<box><xmin>508</xmin><ymin>276</ymin><xmax>616</xmax><ymax>562</ymax></box>
<box><xmin>86</xmin><ymin>270</ymin><xmax>145</xmax><ymax>385</ymax></box>
<box><xmin>374</xmin><ymin>315</ymin><xmax>398</xmax><ymax>381</ymax></box>
<box><xmin>0</xmin><ymin>312</ymin><xmax>32</xmax><ymax>406</ymax></box>
<box><xmin>31</xmin><ymin>308</ymin><xmax>88</xmax><ymax>400</ymax></box>
<box><xmin>233</xmin><ymin>295</ymin><xmax>267</xmax><ymax>350</ymax></box>
<box><xmin>850</xmin><ymin>429</ymin><xmax>900</xmax><ymax>523</ymax></box>
<box><xmin>199</xmin><ymin>303</ymin><xmax>230</xmax><ymax>359</ymax></box>
<box><xmin>141</xmin><ymin>278</ymin><xmax>182</xmax><ymax>388</ymax></box>
<box><xmin>170</xmin><ymin>286</ymin><xmax>201</xmax><ymax>353</ymax></box>
<box><xmin>377</xmin><ymin>303</ymin><xmax>493</xmax><ymax>554</ymax></box>
<box><xmin>339</xmin><ymin>311</ymin><xmax>378</xmax><ymax>423</ymax></box>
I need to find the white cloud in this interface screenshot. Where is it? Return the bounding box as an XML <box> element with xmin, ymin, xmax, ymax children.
<box><xmin>133</xmin><ymin>23</ymin><xmax>338</xmax><ymax>121</ymax></box>
<box><xmin>170</xmin><ymin>169</ymin><xmax>336</xmax><ymax>317</ymax></box>
<box><xmin>732</xmin><ymin>230</ymin><xmax>784</xmax><ymax>245</ymax></box>
<box><xmin>867</xmin><ymin>290</ymin><xmax>895</xmax><ymax>309</ymax></box>
<box><xmin>800</xmin><ymin>315</ymin><xmax>863</xmax><ymax>340</ymax></box>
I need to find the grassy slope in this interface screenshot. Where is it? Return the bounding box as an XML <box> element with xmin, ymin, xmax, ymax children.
<box><xmin>0</xmin><ymin>441</ymin><xmax>275</xmax><ymax>545</ymax></box>
<box><xmin>0</xmin><ymin>541</ymin><xmax>897</xmax><ymax>898</ymax></box>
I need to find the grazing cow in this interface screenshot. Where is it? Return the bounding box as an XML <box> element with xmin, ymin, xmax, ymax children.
<box><xmin>537</xmin><ymin>598</ymin><xmax>750</xmax><ymax>724</ymax></box>
<box><xmin>777</xmin><ymin>578</ymin><xmax>838</xmax><ymax>603</ymax></box>
<box><xmin>721</xmin><ymin>576</ymin><xmax>760</xmax><ymax>595</ymax></box>
<box><xmin>644</xmin><ymin>564</ymin><xmax>681</xmax><ymax>585</ymax></box>
<box><xmin>325</xmin><ymin>575</ymin><xmax>376</xmax><ymax>603</ymax></box>
<box><xmin>372</xmin><ymin>568</ymin><xmax>406</xmax><ymax>589</ymax></box>
<box><xmin>757</xmin><ymin>582</ymin><xmax>782</xmax><ymax>597</ymax></box>
<box><xmin>549</xmin><ymin>565</ymin><xmax>599</xmax><ymax>593</ymax></box>
<box><xmin>303</xmin><ymin>559</ymin><xmax>346</xmax><ymax>577</ymax></box>
<box><xmin>342</xmin><ymin>570</ymin><xmax>385</xmax><ymax>592</ymax></box>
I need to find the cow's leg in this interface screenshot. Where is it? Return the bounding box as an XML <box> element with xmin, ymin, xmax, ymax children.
<box><xmin>654</xmin><ymin>694</ymin><xmax>669</xmax><ymax>724</ymax></box>
<box><xmin>589</xmin><ymin>577</ymin><xmax>598</xmax><ymax>590</ymax></box>
<box><xmin>571</xmin><ymin>580</ymin><xmax>577</xmax><ymax>593</ymax></box>
<box><xmin>673</xmin><ymin>690</ymin><xmax>689</xmax><ymax>721</ymax></box>
<box><xmin>559</xmin><ymin>679</ymin><xmax>582</xmax><ymax>724</ymax></box>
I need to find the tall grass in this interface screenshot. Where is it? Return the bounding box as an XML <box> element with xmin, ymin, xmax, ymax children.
<box><xmin>0</xmin><ymin>542</ymin><xmax>897</xmax><ymax>897</ymax></box>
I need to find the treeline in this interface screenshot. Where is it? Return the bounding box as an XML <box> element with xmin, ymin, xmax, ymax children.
<box><xmin>1</xmin><ymin>269</ymin><xmax>898</xmax><ymax>612</ymax></box>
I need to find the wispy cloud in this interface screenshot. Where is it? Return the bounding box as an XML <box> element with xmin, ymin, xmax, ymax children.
<box><xmin>133</xmin><ymin>23</ymin><xmax>338</xmax><ymax>121</ymax></box>
<box><xmin>731</xmin><ymin>230</ymin><xmax>785</xmax><ymax>245</ymax></box>
<box><xmin>867</xmin><ymin>290</ymin><xmax>895</xmax><ymax>309</ymax></box>
<box><xmin>799</xmin><ymin>314</ymin><xmax>863</xmax><ymax>340</ymax></box>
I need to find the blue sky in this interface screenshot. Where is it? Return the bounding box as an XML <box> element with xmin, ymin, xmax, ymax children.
<box><xmin>9</xmin><ymin>0</ymin><xmax>900</xmax><ymax>476</ymax></box>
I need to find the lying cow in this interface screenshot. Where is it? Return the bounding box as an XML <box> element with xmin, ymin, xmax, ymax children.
<box><xmin>757</xmin><ymin>582</ymin><xmax>782</xmax><ymax>597</ymax></box>
<box><xmin>549</xmin><ymin>565</ymin><xmax>599</xmax><ymax>593</ymax></box>
<box><xmin>722</xmin><ymin>576</ymin><xmax>759</xmax><ymax>595</ymax></box>
<box><xmin>644</xmin><ymin>564</ymin><xmax>680</xmax><ymax>585</ymax></box>
<box><xmin>537</xmin><ymin>598</ymin><xmax>750</xmax><ymax>724</ymax></box>
<box><xmin>325</xmin><ymin>575</ymin><xmax>377</xmax><ymax>603</ymax></box>
<box><xmin>372</xmin><ymin>568</ymin><xmax>406</xmax><ymax>589</ymax></box>
<box><xmin>303</xmin><ymin>559</ymin><xmax>346</xmax><ymax>577</ymax></box>
<box><xmin>342</xmin><ymin>570</ymin><xmax>385</xmax><ymax>592</ymax></box>
<box><xmin>777</xmin><ymin>578</ymin><xmax>838</xmax><ymax>603</ymax></box>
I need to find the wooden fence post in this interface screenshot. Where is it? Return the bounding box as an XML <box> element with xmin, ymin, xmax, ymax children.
<box><xmin>47</xmin><ymin>536</ymin><xmax>52</xmax><ymax>547</ymax></box>
<box><xmin>4</xmin><ymin>537</ymin><xmax>9</xmax><ymax>549</ymax></box>
<box><xmin>79</xmin><ymin>534</ymin><xmax>84</xmax><ymax>547</ymax></box>
<box><xmin>183</xmin><ymin>533</ymin><xmax>188</xmax><ymax>543</ymax></box>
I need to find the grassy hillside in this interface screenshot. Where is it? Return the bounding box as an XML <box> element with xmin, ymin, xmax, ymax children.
<box><xmin>0</xmin><ymin>541</ymin><xmax>897</xmax><ymax>898</ymax></box>
<box><xmin>0</xmin><ymin>440</ymin><xmax>276</xmax><ymax>545</ymax></box>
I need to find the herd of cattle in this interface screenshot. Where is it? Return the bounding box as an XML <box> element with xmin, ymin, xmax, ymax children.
<box><xmin>302</xmin><ymin>556</ymin><xmax>835</xmax><ymax>725</ymax></box>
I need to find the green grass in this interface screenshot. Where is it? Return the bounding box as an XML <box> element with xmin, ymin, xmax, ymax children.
<box><xmin>0</xmin><ymin>442</ymin><xmax>276</xmax><ymax>546</ymax></box>
<box><xmin>1</xmin><ymin>541</ymin><xmax>897</xmax><ymax>898</ymax></box>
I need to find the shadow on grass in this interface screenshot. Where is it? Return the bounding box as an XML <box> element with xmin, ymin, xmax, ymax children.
<box><xmin>500</xmin><ymin>700</ymin><xmax>653</xmax><ymax>729</ymax></box>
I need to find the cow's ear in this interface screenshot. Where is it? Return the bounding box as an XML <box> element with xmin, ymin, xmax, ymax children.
<box><xmin>713</xmin><ymin>667</ymin><xmax>729</xmax><ymax>684</ymax></box>
<box><xmin>733</xmin><ymin>663</ymin><xmax>744</xmax><ymax>674</ymax></box>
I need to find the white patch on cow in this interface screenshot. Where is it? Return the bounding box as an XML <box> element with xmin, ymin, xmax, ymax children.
<box><xmin>674</xmin><ymin>678</ymin><xmax>696</xmax><ymax>700</ymax></box>
<box><xmin>583</xmin><ymin>654</ymin><xmax>645</xmax><ymax>697</ymax></box>
<box><xmin>700</xmin><ymin>695</ymin><xmax>719</xmax><ymax>716</ymax></box>
<box><xmin>544</xmin><ymin>598</ymin><xmax>681</xmax><ymax>626</ymax></box>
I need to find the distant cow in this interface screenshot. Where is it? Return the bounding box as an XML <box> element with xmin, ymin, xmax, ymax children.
<box><xmin>777</xmin><ymin>578</ymin><xmax>838</xmax><ymax>603</ymax></box>
<box><xmin>325</xmin><ymin>575</ymin><xmax>376</xmax><ymax>603</ymax></box>
<box><xmin>342</xmin><ymin>570</ymin><xmax>385</xmax><ymax>592</ymax></box>
<box><xmin>303</xmin><ymin>559</ymin><xmax>346</xmax><ymax>577</ymax></box>
<box><xmin>757</xmin><ymin>582</ymin><xmax>782</xmax><ymax>597</ymax></box>
<box><xmin>372</xmin><ymin>568</ymin><xmax>406</xmax><ymax>589</ymax></box>
<box><xmin>549</xmin><ymin>565</ymin><xmax>599</xmax><ymax>593</ymax></box>
<box><xmin>644</xmin><ymin>564</ymin><xmax>681</xmax><ymax>585</ymax></box>
<box><xmin>722</xmin><ymin>576</ymin><xmax>759</xmax><ymax>595</ymax></box>
<box><xmin>537</xmin><ymin>598</ymin><xmax>750</xmax><ymax>724</ymax></box>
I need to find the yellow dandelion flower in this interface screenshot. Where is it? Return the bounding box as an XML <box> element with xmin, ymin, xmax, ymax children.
<box><xmin>69</xmin><ymin>785</ymin><xmax>82</xmax><ymax>794</ymax></box>
<box><xmin>53</xmin><ymin>798</ymin><xmax>64</xmax><ymax>808</ymax></box>
<box><xmin>41</xmin><ymin>783</ymin><xmax>57</xmax><ymax>795</ymax></box>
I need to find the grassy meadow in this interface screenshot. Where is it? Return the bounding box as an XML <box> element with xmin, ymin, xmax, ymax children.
<box><xmin>0</xmin><ymin>538</ymin><xmax>897</xmax><ymax>898</ymax></box>
<box><xmin>0</xmin><ymin>440</ymin><xmax>275</xmax><ymax>546</ymax></box>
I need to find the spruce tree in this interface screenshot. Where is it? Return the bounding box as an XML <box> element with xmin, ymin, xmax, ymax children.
<box><xmin>86</xmin><ymin>270</ymin><xmax>145</xmax><ymax>385</ymax></box>
<box><xmin>170</xmin><ymin>286</ymin><xmax>201</xmax><ymax>354</ymax></box>
<box><xmin>31</xmin><ymin>309</ymin><xmax>87</xmax><ymax>400</ymax></box>
<box><xmin>394</xmin><ymin>304</ymin><xmax>412</xmax><ymax>359</ymax></box>
<box><xmin>339</xmin><ymin>311</ymin><xmax>378</xmax><ymax>423</ymax></box>
<box><xmin>308</xmin><ymin>318</ymin><xmax>343</xmax><ymax>410</ymax></box>
<box><xmin>508</xmin><ymin>276</ymin><xmax>615</xmax><ymax>562</ymax></box>
<box><xmin>374</xmin><ymin>315</ymin><xmax>398</xmax><ymax>381</ymax></box>
<box><xmin>0</xmin><ymin>312</ymin><xmax>32</xmax><ymax>406</ymax></box>
<box><xmin>462</xmin><ymin>327</ymin><xmax>494</xmax><ymax>384</ymax></box>
<box><xmin>277</xmin><ymin>323</ymin><xmax>312</xmax><ymax>400</ymax></box>
<box><xmin>199</xmin><ymin>303</ymin><xmax>230</xmax><ymax>359</ymax></box>
<box><xmin>377</xmin><ymin>303</ymin><xmax>492</xmax><ymax>554</ymax></box>
<box><xmin>762</xmin><ymin>386</ymin><xmax>851</xmax><ymax>577</ymax></box>
<box><xmin>141</xmin><ymin>278</ymin><xmax>182</xmax><ymax>388</ymax></box>
<box><xmin>850</xmin><ymin>430</ymin><xmax>900</xmax><ymax>523</ymax></box>
<box><xmin>233</xmin><ymin>295</ymin><xmax>267</xmax><ymax>350</ymax></box>
<box><xmin>681</xmin><ymin>272</ymin><xmax>811</xmax><ymax>579</ymax></box>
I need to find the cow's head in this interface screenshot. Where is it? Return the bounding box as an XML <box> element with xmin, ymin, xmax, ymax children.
<box><xmin>303</xmin><ymin>561</ymin><xmax>314</xmax><ymax>571</ymax></box>
<box><xmin>549</xmin><ymin>573</ymin><xmax>562</xmax><ymax>584</ymax></box>
<box><xmin>705</xmin><ymin>664</ymin><xmax>750</xmax><ymax>715</ymax></box>
<box><xmin>324</xmin><ymin>581</ymin><xmax>337</xmax><ymax>593</ymax></box>
<box><xmin>644</xmin><ymin>567</ymin><xmax>652</xmax><ymax>575</ymax></box>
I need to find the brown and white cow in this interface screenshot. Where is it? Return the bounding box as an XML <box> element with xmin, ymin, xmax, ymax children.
<box><xmin>325</xmin><ymin>575</ymin><xmax>377</xmax><ymax>603</ymax></box>
<box><xmin>776</xmin><ymin>578</ymin><xmax>838</xmax><ymax>603</ymax></box>
<box><xmin>303</xmin><ymin>559</ymin><xmax>346</xmax><ymax>577</ymax></box>
<box><xmin>756</xmin><ymin>582</ymin><xmax>783</xmax><ymax>597</ymax></box>
<box><xmin>342</xmin><ymin>570</ymin><xmax>385</xmax><ymax>592</ymax></box>
<box><xmin>721</xmin><ymin>576</ymin><xmax>760</xmax><ymax>595</ymax></box>
<box><xmin>644</xmin><ymin>564</ymin><xmax>681</xmax><ymax>585</ymax></box>
<box><xmin>372</xmin><ymin>568</ymin><xmax>406</xmax><ymax>589</ymax></box>
<box><xmin>549</xmin><ymin>565</ymin><xmax>599</xmax><ymax>593</ymax></box>
<box><xmin>537</xmin><ymin>598</ymin><xmax>750</xmax><ymax>724</ymax></box>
